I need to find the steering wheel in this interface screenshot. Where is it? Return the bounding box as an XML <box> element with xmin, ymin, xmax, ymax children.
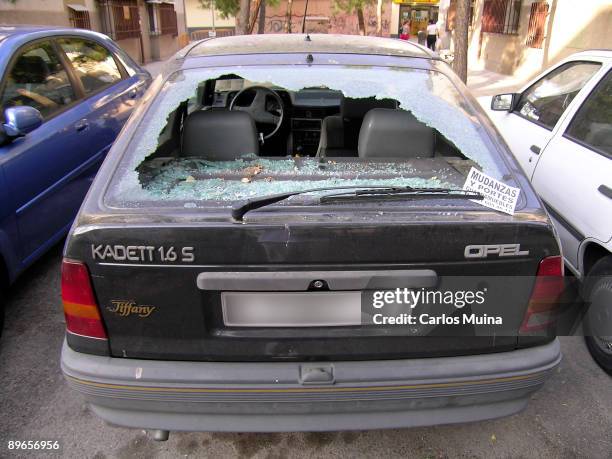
<box><xmin>229</xmin><ymin>85</ymin><xmax>284</xmax><ymax>141</ymax></box>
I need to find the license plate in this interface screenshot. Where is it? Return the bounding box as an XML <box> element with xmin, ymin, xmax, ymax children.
<box><xmin>221</xmin><ymin>291</ymin><xmax>362</xmax><ymax>327</ymax></box>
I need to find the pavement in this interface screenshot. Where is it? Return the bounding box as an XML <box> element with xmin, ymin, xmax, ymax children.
<box><xmin>467</xmin><ymin>68</ymin><xmax>528</xmax><ymax>98</ymax></box>
<box><xmin>143</xmin><ymin>60</ymin><xmax>167</xmax><ymax>78</ymax></box>
<box><xmin>1</xmin><ymin>242</ymin><xmax>611</xmax><ymax>458</ymax></box>
<box><xmin>466</xmin><ymin>68</ymin><xmax>528</xmax><ymax>113</ymax></box>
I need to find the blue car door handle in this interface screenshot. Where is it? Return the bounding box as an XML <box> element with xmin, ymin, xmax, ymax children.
<box><xmin>75</xmin><ymin>119</ymin><xmax>89</xmax><ymax>132</ymax></box>
<box><xmin>129</xmin><ymin>88</ymin><xmax>138</xmax><ymax>99</ymax></box>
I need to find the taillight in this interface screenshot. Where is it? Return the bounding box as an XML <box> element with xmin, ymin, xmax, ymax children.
<box><xmin>520</xmin><ymin>255</ymin><xmax>565</xmax><ymax>333</ymax></box>
<box><xmin>61</xmin><ymin>259</ymin><xmax>107</xmax><ymax>339</ymax></box>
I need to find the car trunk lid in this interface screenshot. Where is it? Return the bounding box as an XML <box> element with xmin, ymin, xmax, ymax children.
<box><xmin>65</xmin><ymin>210</ymin><xmax>559</xmax><ymax>361</ymax></box>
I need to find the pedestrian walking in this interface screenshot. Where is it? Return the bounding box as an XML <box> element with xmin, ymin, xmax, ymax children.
<box><xmin>400</xmin><ymin>20</ymin><xmax>411</xmax><ymax>40</ymax></box>
<box><xmin>426</xmin><ymin>19</ymin><xmax>438</xmax><ymax>51</ymax></box>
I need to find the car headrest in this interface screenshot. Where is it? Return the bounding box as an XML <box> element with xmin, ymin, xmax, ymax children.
<box><xmin>182</xmin><ymin>110</ymin><xmax>259</xmax><ymax>159</ymax></box>
<box><xmin>12</xmin><ymin>55</ymin><xmax>49</xmax><ymax>84</ymax></box>
<box><xmin>341</xmin><ymin>97</ymin><xmax>397</xmax><ymax>120</ymax></box>
<box><xmin>358</xmin><ymin>108</ymin><xmax>435</xmax><ymax>159</ymax></box>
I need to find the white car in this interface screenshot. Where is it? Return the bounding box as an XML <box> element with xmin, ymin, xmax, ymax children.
<box><xmin>486</xmin><ymin>50</ymin><xmax>612</xmax><ymax>373</ymax></box>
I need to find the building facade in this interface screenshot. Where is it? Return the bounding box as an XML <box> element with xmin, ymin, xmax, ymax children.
<box><xmin>443</xmin><ymin>0</ymin><xmax>612</xmax><ymax>77</ymax></box>
<box><xmin>171</xmin><ymin>0</ymin><xmax>611</xmax><ymax>81</ymax></box>
<box><xmin>0</xmin><ymin>0</ymin><xmax>189</xmax><ymax>63</ymax></box>
<box><xmin>184</xmin><ymin>0</ymin><xmax>235</xmax><ymax>39</ymax></box>
<box><xmin>184</xmin><ymin>0</ymin><xmax>395</xmax><ymax>37</ymax></box>
<box><xmin>389</xmin><ymin>0</ymin><xmax>440</xmax><ymax>38</ymax></box>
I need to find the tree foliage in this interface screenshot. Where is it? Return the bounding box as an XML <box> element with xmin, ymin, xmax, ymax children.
<box><xmin>198</xmin><ymin>0</ymin><xmax>240</xmax><ymax>19</ymax></box>
<box><xmin>333</xmin><ymin>0</ymin><xmax>375</xmax><ymax>35</ymax></box>
<box><xmin>333</xmin><ymin>0</ymin><xmax>375</xmax><ymax>14</ymax></box>
<box><xmin>198</xmin><ymin>0</ymin><xmax>279</xmax><ymax>20</ymax></box>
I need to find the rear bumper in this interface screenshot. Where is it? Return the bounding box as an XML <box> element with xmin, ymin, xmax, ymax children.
<box><xmin>61</xmin><ymin>339</ymin><xmax>561</xmax><ymax>432</ymax></box>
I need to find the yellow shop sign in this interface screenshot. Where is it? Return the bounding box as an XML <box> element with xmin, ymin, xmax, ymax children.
<box><xmin>393</xmin><ymin>0</ymin><xmax>440</xmax><ymax>4</ymax></box>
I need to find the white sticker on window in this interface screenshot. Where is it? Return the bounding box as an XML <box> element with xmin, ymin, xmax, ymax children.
<box><xmin>463</xmin><ymin>167</ymin><xmax>520</xmax><ymax>215</ymax></box>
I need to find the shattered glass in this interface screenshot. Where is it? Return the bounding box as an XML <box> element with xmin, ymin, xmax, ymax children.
<box><xmin>137</xmin><ymin>156</ymin><xmax>466</xmax><ymax>203</ymax></box>
<box><xmin>107</xmin><ymin>65</ymin><xmax>507</xmax><ymax>206</ymax></box>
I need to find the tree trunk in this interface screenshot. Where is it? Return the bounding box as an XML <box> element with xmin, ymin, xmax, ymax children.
<box><xmin>376</xmin><ymin>0</ymin><xmax>383</xmax><ymax>36</ymax></box>
<box><xmin>357</xmin><ymin>7</ymin><xmax>366</xmax><ymax>36</ymax></box>
<box><xmin>285</xmin><ymin>0</ymin><xmax>293</xmax><ymax>33</ymax></box>
<box><xmin>236</xmin><ymin>0</ymin><xmax>251</xmax><ymax>35</ymax></box>
<box><xmin>248</xmin><ymin>0</ymin><xmax>263</xmax><ymax>33</ymax></box>
<box><xmin>452</xmin><ymin>0</ymin><xmax>470</xmax><ymax>83</ymax></box>
<box><xmin>258</xmin><ymin>0</ymin><xmax>266</xmax><ymax>34</ymax></box>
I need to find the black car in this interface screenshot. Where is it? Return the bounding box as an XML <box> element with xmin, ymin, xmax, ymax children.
<box><xmin>60</xmin><ymin>34</ymin><xmax>565</xmax><ymax>437</ymax></box>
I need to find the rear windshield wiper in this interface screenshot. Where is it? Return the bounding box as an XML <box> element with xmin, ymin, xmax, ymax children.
<box><xmin>319</xmin><ymin>188</ymin><xmax>484</xmax><ymax>203</ymax></box>
<box><xmin>231</xmin><ymin>185</ymin><xmax>483</xmax><ymax>222</ymax></box>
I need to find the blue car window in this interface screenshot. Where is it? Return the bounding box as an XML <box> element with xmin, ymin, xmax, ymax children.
<box><xmin>1</xmin><ymin>41</ymin><xmax>76</xmax><ymax>119</ymax></box>
<box><xmin>57</xmin><ymin>38</ymin><xmax>122</xmax><ymax>95</ymax></box>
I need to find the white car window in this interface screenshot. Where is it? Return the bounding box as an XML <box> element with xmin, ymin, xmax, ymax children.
<box><xmin>565</xmin><ymin>70</ymin><xmax>612</xmax><ymax>158</ymax></box>
<box><xmin>515</xmin><ymin>61</ymin><xmax>601</xmax><ymax>130</ymax></box>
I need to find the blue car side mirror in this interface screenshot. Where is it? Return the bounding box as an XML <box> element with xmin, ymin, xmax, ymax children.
<box><xmin>3</xmin><ymin>106</ymin><xmax>43</xmax><ymax>137</ymax></box>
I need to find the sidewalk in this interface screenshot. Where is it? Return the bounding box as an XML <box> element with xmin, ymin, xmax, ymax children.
<box><xmin>467</xmin><ymin>68</ymin><xmax>527</xmax><ymax>98</ymax></box>
<box><xmin>143</xmin><ymin>60</ymin><xmax>167</xmax><ymax>78</ymax></box>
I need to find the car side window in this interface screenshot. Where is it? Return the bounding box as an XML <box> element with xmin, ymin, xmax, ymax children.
<box><xmin>0</xmin><ymin>40</ymin><xmax>76</xmax><ymax>120</ymax></box>
<box><xmin>565</xmin><ymin>70</ymin><xmax>612</xmax><ymax>158</ymax></box>
<box><xmin>57</xmin><ymin>38</ymin><xmax>122</xmax><ymax>95</ymax></box>
<box><xmin>515</xmin><ymin>61</ymin><xmax>601</xmax><ymax>130</ymax></box>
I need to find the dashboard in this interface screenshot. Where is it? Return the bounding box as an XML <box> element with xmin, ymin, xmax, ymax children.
<box><xmin>290</xmin><ymin>106</ymin><xmax>339</xmax><ymax>155</ymax></box>
<box><xmin>210</xmin><ymin>88</ymin><xmax>342</xmax><ymax>155</ymax></box>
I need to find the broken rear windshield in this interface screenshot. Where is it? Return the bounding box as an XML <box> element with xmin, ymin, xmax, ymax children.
<box><xmin>106</xmin><ymin>65</ymin><xmax>508</xmax><ymax>208</ymax></box>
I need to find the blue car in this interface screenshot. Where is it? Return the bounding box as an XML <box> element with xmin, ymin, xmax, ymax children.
<box><xmin>0</xmin><ymin>26</ymin><xmax>151</xmax><ymax>327</ymax></box>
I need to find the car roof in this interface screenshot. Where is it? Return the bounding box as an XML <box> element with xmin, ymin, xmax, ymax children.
<box><xmin>185</xmin><ymin>34</ymin><xmax>434</xmax><ymax>60</ymax></box>
<box><xmin>0</xmin><ymin>24</ymin><xmax>63</xmax><ymax>36</ymax></box>
<box><xmin>0</xmin><ymin>25</ymin><xmax>114</xmax><ymax>47</ymax></box>
<box><xmin>563</xmin><ymin>49</ymin><xmax>612</xmax><ymax>61</ymax></box>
